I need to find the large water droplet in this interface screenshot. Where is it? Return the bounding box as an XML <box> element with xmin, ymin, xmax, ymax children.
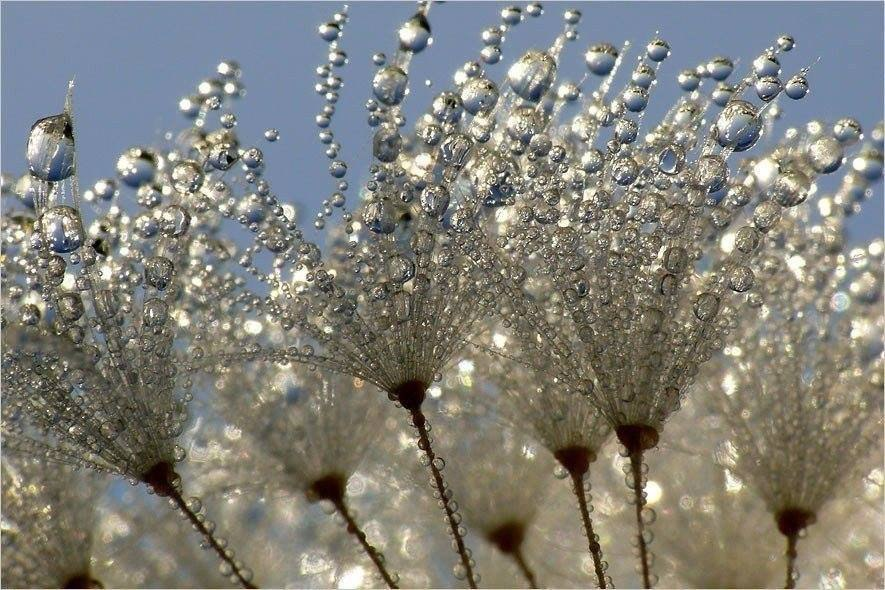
<box><xmin>707</xmin><ymin>56</ymin><xmax>734</xmax><ymax>81</ymax></box>
<box><xmin>714</xmin><ymin>100</ymin><xmax>762</xmax><ymax>152</ymax></box>
<box><xmin>39</xmin><ymin>205</ymin><xmax>84</xmax><ymax>253</ymax></box>
<box><xmin>27</xmin><ymin>113</ymin><xmax>75</xmax><ymax>182</ymax></box>
<box><xmin>420</xmin><ymin>184</ymin><xmax>450</xmax><ymax>219</ymax></box>
<box><xmin>398</xmin><ymin>13</ymin><xmax>432</xmax><ymax>53</ymax></box>
<box><xmin>622</xmin><ymin>86</ymin><xmax>649</xmax><ymax>112</ymax></box>
<box><xmin>585</xmin><ymin>43</ymin><xmax>618</xmax><ymax>76</ymax></box>
<box><xmin>508</xmin><ymin>50</ymin><xmax>557</xmax><ymax>102</ymax></box>
<box><xmin>460</xmin><ymin>77</ymin><xmax>499</xmax><ymax>115</ymax></box>
<box><xmin>372</xmin><ymin>66</ymin><xmax>408</xmax><ymax>106</ymax></box>
<box><xmin>646</xmin><ymin>38</ymin><xmax>670</xmax><ymax>62</ymax></box>
<box><xmin>373</xmin><ymin>126</ymin><xmax>403</xmax><ymax>163</ymax></box>
<box><xmin>144</xmin><ymin>256</ymin><xmax>175</xmax><ymax>290</ymax></box>
<box><xmin>170</xmin><ymin>160</ymin><xmax>204</xmax><ymax>194</ymax></box>
<box><xmin>768</xmin><ymin>169</ymin><xmax>810</xmax><ymax>207</ymax></box>
<box><xmin>116</xmin><ymin>147</ymin><xmax>159</xmax><ymax>187</ymax></box>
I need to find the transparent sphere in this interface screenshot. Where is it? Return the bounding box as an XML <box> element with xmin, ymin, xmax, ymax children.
<box><xmin>170</xmin><ymin>160</ymin><xmax>204</xmax><ymax>194</ymax></box>
<box><xmin>398</xmin><ymin>13</ymin><xmax>432</xmax><ymax>53</ymax></box>
<box><xmin>39</xmin><ymin>205</ymin><xmax>84</xmax><ymax>253</ymax></box>
<box><xmin>714</xmin><ymin>101</ymin><xmax>762</xmax><ymax>152</ymax></box>
<box><xmin>27</xmin><ymin>113</ymin><xmax>75</xmax><ymax>182</ymax></box>
<box><xmin>421</xmin><ymin>184</ymin><xmax>450</xmax><ymax>220</ymax></box>
<box><xmin>585</xmin><ymin>43</ymin><xmax>618</xmax><ymax>76</ymax></box>
<box><xmin>508</xmin><ymin>50</ymin><xmax>557</xmax><ymax>102</ymax></box>
<box><xmin>646</xmin><ymin>38</ymin><xmax>670</xmax><ymax>62</ymax></box>
<box><xmin>622</xmin><ymin>86</ymin><xmax>649</xmax><ymax>112</ymax></box>
<box><xmin>833</xmin><ymin>118</ymin><xmax>863</xmax><ymax>145</ymax></box>
<box><xmin>116</xmin><ymin>147</ymin><xmax>159</xmax><ymax>188</ymax></box>
<box><xmin>769</xmin><ymin>169</ymin><xmax>811</xmax><ymax>207</ymax></box>
<box><xmin>372</xmin><ymin>66</ymin><xmax>408</xmax><ymax>106</ymax></box>
<box><xmin>707</xmin><ymin>56</ymin><xmax>734</xmax><ymax>81</ymax></box>
<box><xmin>144</xmin><ymin>255</ymin><xmax>175</xmax><ymax>290</ymax></box>
<box><xmin>806</xmin><ymin>136</ymin><xmax>844</xmax><ymax>174</ymax></box>
<box><xmin>460</xmin><ymin>77</ymin><xmax>499</xmax><ymax>115</ymax></box>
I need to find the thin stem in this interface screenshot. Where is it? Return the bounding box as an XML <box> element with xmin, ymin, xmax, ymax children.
<box><xmin>332</xmin><ymin>497</ymin><xmax>400</xmax><ymax>588</ymax></box>
<box><xmin>784</xmin><ymin>533</ymin><xmax>799</xmax><ymax>589</ymax></box>
<box><xmin>167</xmin><ymin>487</ymin><xmax>257</xmax><ymax>589</ymax></box>
<box><xmin>629</xmin><ymin>451</ymin><xmax>652</xmax><ymax>589</ymax></box>
<box><xmin>409</xmin><ymin>407</ymin><xmax>478</xmax><ymax>589</ymax></box>
<box><xmin>512</xmin><ymin>548</ymin><xmax>539</xmax><ymax>589</ymax></box>
<box><xmin>570</xmin><ymin>472</ymin><xmax>607</xmax><ymax>589</ymax></box>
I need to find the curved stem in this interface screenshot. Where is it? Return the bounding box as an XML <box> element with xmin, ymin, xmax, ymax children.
<box><xmin>512</xmin><ymin>548</ymin><xmax>539</xmax><ymax>589</ymax></box>
<box><xmin>409</xmin><ymin>407</ymin><xmax>478</xmax><ymax>589</ymax></box>
<box><xmin>629</xmin><ymin>451</ymin><xmax>652</xmax><ymax>589</ymax></box>
<box><xmin>784</xmin><ymin>533</ymin><xmax>798</xmax><ymax>589</ymax></box>
<box><xmin>332</xmin><ymin>497</ymin><xmax>399</xmax><ymax>588</ymax></box>
<box><xmin>570</xmin><ymin>472</ymin><xmax>607</xmax><ymax>589</ymax></box>
<box><xmin>167</xmin><ymin>487</ymin><xmax>257</xmax><ymax>589</ymax></box>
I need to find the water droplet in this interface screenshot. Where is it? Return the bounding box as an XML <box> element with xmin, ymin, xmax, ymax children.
<box><xmin>769</xmin><ymin>169</ymin><xmax>810</xmax><ymax>207</ymax></box>
<box><xmin>754</xmin><ymin>76</ymin><xmax>782</xmax><ymax>102</ymax></box>
<box><xmin>116</xmin><ymin>147</ymin><xmax>159</xmax><ymax>187</ymax></box>
<box><xmin>508</xmin><ymin>50</ymin><xmax>557</xmax><ymax>102</ymax></box>
<box><xmin>398</xmin><ymin>13</ymin><xmax>432</xmax><ymax>53</ymax></box>
<box><xmin>693</xmin><ymin>292</ymin><xmax>720</xmax><ymax>321</ymax></box>
<box><xmin>501</xmin><ymin>6</ymin><xmax>522</xmax><ymax>25</ymax></box>
<box><xmin>160</xmin><ymin>205</ymin><xmax>191</xmax><ymax>237</ymax></box>
<box><xmin>711</xmin><ymin>83</ymin><xmax>736</xmax><ymax>107</ymax></box>
<box><xmin>622</xmin><ymin>86</ymin><xmax>649</xmax><ymax>112</ymax></box>
<box><xmin>752</xmin><ymin>200</ymin><xmax>781</xmax><ymax>232</ymax></box>
<box><xmin>460</xmin><ymin>77</ymin><xmax>499</xmax><ymax>115</ymax></box>
<box><xmin>714</xmin><ymin>100</ymin><xmax>762</xmax><ymax>152</ymax></box>
<box><xmin>372</xmin><ymin>66</ymin><xmax>408</xmax><ymax>106</ymax></box>
<box><xmin>27</xmin><ymin>113</ymin><xmax>75</xmax><ymax>182</ymax></box>
<box><xmin>372</xmin><ymin>126</ymin><xmax>403</xmax><ymax>163</ymax></box>
<box><xmin>646</xmin><ymin>38</ymin><xmax>670</xmax><ymax>62</ymax></box>
<box><xmin>728</xmin><ymin>266</ymin><xmax>755</xmax><ymax>292</ymax></box>
<box><xmin>677</xmin><ymin>69</ymin><xmax>700</xmax><ymax>92</ymax></box>
<box><xmin>144</xmin><ymin>256</ymin><xmax>174</xmax><ymax>290</ymax></box>
<box><xmin>734</xmin><ymin>226</ymin><xmax>761</xmax><ymax>253</ymax></box>
<box><xmin>657</xmin><ymin>144</ymin><xmax>685</xmax><ymax>175</ymax></box>
<box><xmin>57</xmin><ymin>292</ymin><xmax>84</xmax><ymax>321</ymax></box>
<box><xmin>784</xmin><ymin>75</ymin><xmax>808</xmax><ymax>100</ymax></box>
<box><xmin>852</xmin><ymin>148</ymin><xmax>884</xmax><ymax>181</ymax></box>
<box><xmin>318</xmin><ymin>21</ymin><xmax>340</xmax><ymax>42</ymax></box>
<box><xmin>241</xmin><ymin>147</ymin><xmax>264</xmax><ymax>169</ymax></box>
<box><xmin>753</xmin><ymin>53</ymin><xmax>780</xmax><ymax>78</ymax></box>
<box><xmin>631</xmin><ymin>64</ymin><xmax>656</xmax><ymax>89</ymax></box>
<box><xmin>506</xmin><ymin>106</ymin><xmax>545</xmax><ymax>143</ymax></box>
<box><xmin>39</xmin><ymin>205</ymin><xmax>84</xmax><ymax>253</ymax></box>
<box><xmin>806</xmin><ymin>136</ymin><xmax>843</xmax><ymax>174</ymax></box>
<box><xmin>208</xmin><ymin>143</ymin><xmax>239</xmax><ymax>170</ymax></box>
<box><xmin>585</xmin><ymin>43</ymin><xmax>618</xmax><ymax>76</ymax></box>
<box><xmin>363</xmin><ymin>201</ymin><xmax>395</xmax><ymax>234</ymax></box>
<box><xmin>777</xmin><ymin>35</ymin><xmax>795</xmax><ymax>51</ymax></box>
<box><xmin>431</xmin><ymin>91</ymin><xmax>464</xmax><ymax>123</ymax></box>
<box><xmin>170</xmin><ymin>160</ymin><xmax>204</xmax><ymax>194</ymax></box>
<box><xmin>833</xmin><ymin>118</ymin><xmax>862</xmax><ymax>145</ymax></box>
<box><xmin>421</xmin><ymin>184</ymin><xmax>450</xmax><ymax>219</ymax></box>
<box><xmin>143</xmin><ymin>298</ymin><xmax>169</xmax><ymax>327</ymax></box>
<box><xmin>707</xmin><ymin>56</ymin><xmax>734</xmax><ymax>81</ymax></box>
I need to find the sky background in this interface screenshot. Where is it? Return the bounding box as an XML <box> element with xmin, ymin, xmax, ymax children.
<box><xmin>2</xmin><ymin>1</ymin><xmax>882</xmax><ymax>245</ymax></box>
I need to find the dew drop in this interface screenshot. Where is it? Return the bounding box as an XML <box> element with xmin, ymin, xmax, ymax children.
<box><xmin>27</xmin><ymin>113</ymin><xmax>75</xmax><ymax>182</ymax></box>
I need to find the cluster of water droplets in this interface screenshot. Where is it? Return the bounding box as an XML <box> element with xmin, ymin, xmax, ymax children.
<box><xmin>2</xmin><ymin>2</ymin><xmax>883</xmax><ymax>588</ymax></box>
